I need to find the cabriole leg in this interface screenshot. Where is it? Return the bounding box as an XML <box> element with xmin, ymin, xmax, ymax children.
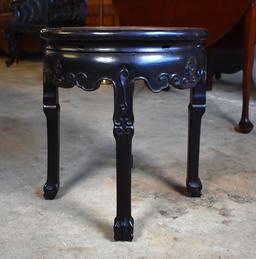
<box><xmin>187</xmin><ymin>82</ymin><xmax>206</xmax><ymax>197</ymax></box>
<box><xmin>237</xmin><ymin>2</ymin><xmax>255</xmax><ymax>133</ymax></box>
<box><xmin>43</xmin><ymin>80</ymin><xmax>60</xmax><ymax>200</ymax></box>
<box><xmin>113</xmin><ymin>69</ymin><xmax>134</xmax><ymax>241</ymax></box>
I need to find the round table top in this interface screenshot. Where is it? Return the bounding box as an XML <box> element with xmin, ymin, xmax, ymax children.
<box><xmin>41</xmin><ymin>26</ymin><xmax>207</xmax><ymax>43</ymax></box>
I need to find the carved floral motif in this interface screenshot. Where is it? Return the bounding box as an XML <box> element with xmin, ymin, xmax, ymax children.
<box><xmin>158</xmin><ymin>57</ymin><xmax>206</xmax><ymax>89</ymax></box>
<box><xmin>113</xmin><ymin>69</ymin><xmax>134</xmax><ymax>137</ymax></box>
<box><xmin>45</xmin><ymin>55</ymin><xmax>205</xmax><ymax>93</ymax></box>
<box><xmin>44</xmin><ymin>59</ymin><xmax>92</xmax><ymax>91</ymax></box>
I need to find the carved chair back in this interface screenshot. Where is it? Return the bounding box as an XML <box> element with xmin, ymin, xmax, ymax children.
<box><xmin>10</xmin><ymin>0</ymin><xmax>87</xmax><ymax>28</ymax></box>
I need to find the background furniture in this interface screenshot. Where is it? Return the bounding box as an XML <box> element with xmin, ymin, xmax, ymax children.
<box><xmin>207</xmin><ymin>1</ymin><xmax>256</xmax><ymax>134</ymax></box>
<box><xmin>112</xmin><ymin>0</ymin><xmax>256</xmax><ymax>134</ymax></box>
<box><xmin>0</xmin><ymin>0</ymin><xmax>48</xmax><ymax>54</ymax></box>
<box><xmin>41</xmin><ymin>27</ymin><xmax>207</xmax><ymax>241</ymax></box>
<box><xmin>0</xmin><ymin>0</ymin><xmax>12</xmax><ymax>54</ymax></box>
<box><xmin>86</xmin><ymin>0</ymin><xmax>118</xmax><ymax>26</ymax></box>
<box><xmin>5</xmin><ymin>0</ymin><xmax>88</xmax><ymax>66</ymax></box>
<box><xmin>0</xmin><ymin>0</ymin><xmax>117</xmax><ymax>55</ymax></box>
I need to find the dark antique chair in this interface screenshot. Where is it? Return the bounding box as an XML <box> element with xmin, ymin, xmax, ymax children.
<box><xmin>112</xmin><ymin>0</ymin><xmax>256</xmax><ymax>134</ymax></box>
<box><xmin>5</xmin><ymin>0</ymin><xmax>88</xmax><ymax>66</ymax></box>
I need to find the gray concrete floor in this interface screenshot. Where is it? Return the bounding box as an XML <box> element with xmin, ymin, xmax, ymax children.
<box><xmin>0</xmin><ymin>58</ymin><xmax>256</xmax><ymax>259</ymax></box>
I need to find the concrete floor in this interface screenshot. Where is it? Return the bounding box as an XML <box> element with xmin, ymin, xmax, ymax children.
<box><xmin>0</xmin><ymin>57</ymin><xmax>256</xmax><ymax>259</ymax></box>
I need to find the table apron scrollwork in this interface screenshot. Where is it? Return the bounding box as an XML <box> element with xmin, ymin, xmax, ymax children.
<box><xmin>43</xmin><ymin>48</ymin><xmax>206</xmax><ymax>92</ymax></box>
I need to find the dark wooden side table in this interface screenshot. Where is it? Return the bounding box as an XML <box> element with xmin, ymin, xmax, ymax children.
<box><xmin>41</xmin><ymin>27</ymin><xmax>207</xmax><ymax>241</ymax></box>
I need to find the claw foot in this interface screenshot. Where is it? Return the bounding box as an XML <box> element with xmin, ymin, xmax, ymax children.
<box><xmin>114</xmin><ymin>216</ymin><xmax>134</xmax><ymax>241</ymax></box>
<box><xmin>187</xmin><ymin>178</ymin><xmax>202</xmax><ymax>197</ymax></box>
<box><xmin>43</xmin><ymin>182</ymin><xmax>59</xmax><ymax>200</ymax></box>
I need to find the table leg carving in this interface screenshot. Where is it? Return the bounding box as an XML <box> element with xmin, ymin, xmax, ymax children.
<box><xmin>187</xmin><ymin>82</ymin><xmax>206</xmax><ymax>197</ymax></box>
<box><xmin>113</xmin><ymin>69</ymin><xmax>134</xmax><ymax>241</ymax></box>
<box><xmin>41</xmin><ymin>26</ymin><xmax>207</xmax><ymax>241</ymax></box>
<box><xmin>43</xmin><ymin>80</ymin><xmax>60</xmax><ymax>200</ymax></box>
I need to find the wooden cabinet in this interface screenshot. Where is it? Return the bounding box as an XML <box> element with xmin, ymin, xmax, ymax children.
<box><xmin>0</xmin><ymin>0</ymin><xmax>11</xmax><ymax>53</ymax></box>
<box><xmin>87</xmin><ymin>0</ymin><xmax>118</xmax><ymax>26</ymax></box>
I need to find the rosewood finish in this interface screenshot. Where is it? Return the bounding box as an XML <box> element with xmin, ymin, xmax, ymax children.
<box><xmin>112</xmin><ymin>0</ymin><xmax>251</xmax><ymax>47</ymax></box>
<box><xmin>41</xmin><ymin>27</ymin><xmax>207</xmax><ymax>241</ymax></box>
<box><xmin>112</xmin><ymin>0</ymin><xmax>256</xmax><ymax>134</ymax></box>
<box><xmin>86</xmin><ymin>0</ymin><xmax>118</xmax><ymax>26</ymax></box>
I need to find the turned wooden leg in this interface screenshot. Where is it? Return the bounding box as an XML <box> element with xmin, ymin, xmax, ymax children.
<box><xmin>5</xmin><ymin>28</ymin><xmax>20</xmax><ymax>67</ymax></box>
<box><xmin>187</xmin><ymin>82</ymin><xmax>206</xmax><ymax>197</ymax></box>
<box><xmin>113</xmin><ymin>69</ymin><xmax>134</xmax><ymax>241</ymax></box>
<box><xmin>43</xmin><ymin>79</ymin><xmax>60</xmax><ymax>200</ymax></box>
<box><xmin>237</xmin><ymin>2</ymin><xmax>256</xmax><ymax>133</ymax></box>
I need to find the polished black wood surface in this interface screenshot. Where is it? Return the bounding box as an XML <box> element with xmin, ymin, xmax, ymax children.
<box><xmin>41</xmin><ymin>27</ymin><xmax>207</xmax><ymax>241</ymax></box>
